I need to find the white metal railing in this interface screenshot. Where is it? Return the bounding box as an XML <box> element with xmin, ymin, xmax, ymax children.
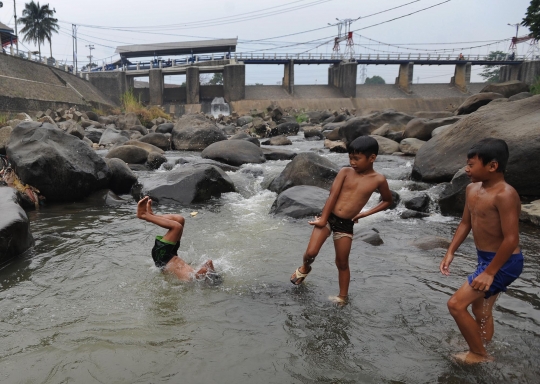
<box><xmin>231</xmin><ymin>52</ymin><xmax>530</xmax><ymax>62</ymax></box>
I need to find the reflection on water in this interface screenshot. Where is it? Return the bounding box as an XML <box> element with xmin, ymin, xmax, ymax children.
<box><xmin>0</xmin><ymin>134</ymin><xmax>539</xmax><ymax>383</ymax></box>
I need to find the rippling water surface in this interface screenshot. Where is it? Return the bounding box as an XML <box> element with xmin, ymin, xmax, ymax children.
<box><xmin>1</xmin><ymin>135</ymin><xmax>539</xmax><ymax>383</ymax></box>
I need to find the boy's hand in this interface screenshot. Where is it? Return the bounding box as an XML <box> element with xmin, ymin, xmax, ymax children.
<box><xmin>470</xmin><ymin>271</ymin><xmax>494</xmax><ymax>292</ymax></box>
<box><xmin>352</xmin><ymin>212</ymin><xmax>364</xmax><ymax>223</ymax></box>
<box><xmin>308</xmin><ymin>216</ymin><xmax>327</xmax><ymax>228</ymax></box>
<box><xmin>439</xmin><ymin>253</ymin><xmax>454</xmax><ymax>276</ymax></box>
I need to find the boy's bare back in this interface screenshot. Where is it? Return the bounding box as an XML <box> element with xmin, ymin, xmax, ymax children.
<box><xmin>466</xmin><ymin>180</ymin><xmax>521</xmax><ymax>254</ymax></box>
<box><xmin>333</xmin><ymin>167</ymin><xmax>389</xmax><ymax>220</ymax></box>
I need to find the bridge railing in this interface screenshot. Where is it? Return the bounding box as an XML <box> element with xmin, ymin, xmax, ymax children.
<box><xmin>233</xmin><ymin>52</ymin><xmax>529</xmax><ymax>62</ymax></box>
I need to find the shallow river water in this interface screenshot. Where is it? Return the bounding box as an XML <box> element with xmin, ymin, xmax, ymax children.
<box><xmin>1</xmin><ymin>135</ymin><xmax>539</xmax><ymax>383</ymax></box>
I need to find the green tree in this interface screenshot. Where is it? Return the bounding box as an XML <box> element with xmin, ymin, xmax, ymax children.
<box><xmin>17</xmin><ymin>1</ymin><xmax>59</xmax><ymax>60</ymax></box>
<box><xmin>479</xmin><ymin>51</ymin><xmax>506</xmax><ymax>83</ymax></box>
<box><xmin>365</xmin><ymin>75</ymin><xmax>386</xmax><ymax>85</ymax></box>
<box><xmin>208</xmin><ymin>73</ymin><xmax>223</xmax><ymax>85</ymax></box>
<box><xmin>522</xmin><ymin>0</ymin><xmax>540</xmax><ymax>40</ymax></box>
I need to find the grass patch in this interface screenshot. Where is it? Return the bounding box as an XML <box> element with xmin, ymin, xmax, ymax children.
<box><xmin>295</xmin><ymin>113</ymin><xmax>309</xmax><ymax>124</ymax></box>
<box><xmin>0</xmin><ymin>113</ymin><xmax>9</xmax><ymax>126</ymax></box>
<box><xmin>530</xmin><ymin>76</ymin><xmax>540</xmax><ymax>95</ymax></box>
<box><xmin>118</xmin><ymin>89</ymin><xmax>172</xmax><ymax>126</ymax></box>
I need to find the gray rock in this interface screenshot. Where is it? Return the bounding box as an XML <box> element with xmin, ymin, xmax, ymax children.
<box><xmin>520</xmin><ymin>200</ymin><xmax>540</xmax><ymax>226</ymax></box>
<box><xmin>106</xmin><ymin>145</ymin><xmax>149</xmax><ymax>164</ymax></box>
<box><xmin>508</xmin><ymin>92</ymin><xmax>533</xmax><ymax>102</ymax></box>
<box><xmin>438</xmin><ymin>167</ymin><xmax>470</xmax><ymax>216</ymax></box>
<box><xmin>268</xmin><ymin>152</ymin><xmax>339</xmax><ymax>194</ymax></box>
<box><xmin>85</xmin><ymin>128</ymin><xmax>103</xmax><ymax>143</ymax></box>
<box><xmin>270</xmin><ymin>185</ymin><xmax>328</xmax><ymax>218</ymax></box>
<box><xmin>404</xmin><ymin>116</ymin><xmax>461</xmax><ymax>141</ymax></box>
<box><xmin>139</xmin><ymin>132</ymin><xmax>170</xmax><ymax>151</ymax></box>
<box><xmin>230</xmin><ymin>132</ymin><xmax>260</xmax><ymax>147</ymax></box>
<box><xmin>323</xmin><ymin>127</ymin><xmax>343</xmax><ymax>141</ymax></box>
<box><xmin>412</xmin><ymin>95</ymin><xmax>540</xmax><ymax>195</ymax></box>
<box><xmin>171</xmin><ymin>114</ymin><xmax>227</xmax><ymax>150</ymax></box>
<box><xmin>399</xmin><ymin>138</ymin><xmax>425</xmax><ymax>155</ymax></box>
<box><xmin>261</xmin><ymin>135</ymin><xmax>292</xmax><ymax>146</ymax></box>
<box><xmin>456</xmin><ymin>92</ymin><xmax>505</xmax><ymax>115</ymax></box>
<box><xmin>355</xmin><ymin>228</ymin><xmax>383</xmax><ymax>246</ymax></box>
<box><xmin>222</xmin><ymin>125</ymin><xmax>237</xmax><ymax>135</ymax></box>
<box><xmin>99</xmin><ymin>127</ymin><xmax>129</xmax><ymax>146</ymax></box>
<box><xmin>480</xmin><ymin>80</ymin><xmax>530</xmax><ymax>98</ymax></box>
<box><xmin>132</xmin><ymin>164</ymin><xmax>235</xmax><ymax>204</ymax></box>
<box><xmin>403</xmin><ymin>194</ymin><xmax>430</xmax><ymax>212</ymax></box>
<box><xmin>269</xmin><ymin>122</ymin><xmax>300</xmax><ymax>137</ymax></box>
<box><xmin>387</xmin><ymin>131</ymin><xmax>404</xmax><ymax>143</ymax></box>
<box><xmin>381</xmin><ymin>190</ymin><xmax>400</xmax><ymax>210</ymax></box>
<box><xmin>147</xmin><ymin>152</ymin><xmax>168</xmax><ymax>170</ymax></box>
<box><xmin>7</xmin><ymin>122</ymin><xmax>110</xmax><ymax>202</ymax></box>
<box><xmin>412</xmin><ymin>236</ymin><xmax>451</xmax><ymax>250</ymax></box>
<box><xmin>261</xmin><ymin>148</ymin><xmax>297</xmax><ymax>161</ymax></box>
<box><xmin>124</xmin><ymin>140</ymin><xmax>164</xmax><ymax>155</ymax></box>
<box><xmin>237</xmin><ymin>115</ymin><xmax>254</xmax><ymax>126</ymax></box>
<box><xmin>400</xmin><ymin>209</ymin><xmax>430</xmax><ymax>219</ymax></box>
<box><xmin>130</xmin><ymin>125</ymin><xmax>149</xmax><ymax>135</ymax></box>
<box><xmin>104</xmin><ymin>158</ymin><xmax>138</xmax><ymax>194</ymax></box>
<box><xmin>303</xmin><ymin>128</ymin><xmax>324</xmax><ymax>140</ymax></box>
<box><xmin>339</xmin><ymin>110</ymin><xmax>415</xmax><ymax>144</ymax></box>
<box><xmin>324</xmin><ymin>139</ymin><xmax>347</xmax><ymax>153</ymax></box>
<box><xmin>85</xmin><ymin>111</ymin><xmax>99</xmax><ymax>121</ymax></box>
<box><xmin>175</xmin><ymin>157</ymin><xmax>240</xmax><ymax>172</ymax></box>
<box><xmin>370</xmin><ymin>135</ymin><xmax>400</xmax><ymax>155</ymax></box>
<box><xmin>155</xmin><ymin>123</ymin><xmax>174</xmax><ymax>134</ymax></box>
<box><xmin>116</xmin><ymin>112</ymin><xmax>142</xmax><ymax>130</ymax></box>
<box><xmin>0</xmin><ymin>187</ymin><xmax>34</xmax><ymax>263</ymax></box>
<box><xmin>201</xmin><ymin>140</ymin><xmax>266</xmax><ymax>166</ymax></box>
<box><xmin>431</xmin><ymin>124</ymin><xmax>452</xmax><ymax>137</ymax></box>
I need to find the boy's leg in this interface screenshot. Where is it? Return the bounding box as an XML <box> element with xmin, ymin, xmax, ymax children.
<box><xmin>334</xmin><ymin>236</ymin><xmax>353</xmax><ymax>299</ymax></box>
<box><xmin>145</xmin><ymin>197</ymin><xmax>185</xmax><ymax>226</ymax></box>
<box><xmin>447</xmin><ymin>282</ymin><xmax>494</xmax><ymax>362</ymax></box>
<box><xmin>291</xmin><ymin>225</ymin><xmax>331</xmax><ymax>283</ymax></box>
<box><xmin>471</xmin><ymin>293</ymin><xmax>499</xmax><ymax>342</ymax></box>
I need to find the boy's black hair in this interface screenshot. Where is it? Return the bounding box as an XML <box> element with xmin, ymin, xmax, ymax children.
<box><xmin>467</xmin><ymin>138</ymin><xmax>509</xmax><ymax>173</ymax></box>
<box><xmin>348</xmin><ymin>136</ymin><xmax>379</xmax><ymax>156</ymax></box>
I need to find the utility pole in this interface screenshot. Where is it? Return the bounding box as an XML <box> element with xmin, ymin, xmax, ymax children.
<box><xmin>13</xmin><ymin>0</ymin><xmax>19</xmax><ymax>54</ymax></box>
<box><xmin>72</xmin><ymin>24</ymin><xmax>78</xmax><ymax>73</ymax></box>
<box><xmin>86</xmin><ymin>44</ymin><xmax>94</xmax><ymax>71</ymax></box>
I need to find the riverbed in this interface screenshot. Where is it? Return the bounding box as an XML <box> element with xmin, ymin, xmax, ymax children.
<box><xmin>1</xmin><ymin>134</ymin><xmax>539</xmax><ymax>383</ymax></box>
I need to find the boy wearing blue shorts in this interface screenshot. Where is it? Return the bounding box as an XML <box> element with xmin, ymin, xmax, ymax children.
<box><xmin>440</xmin><ymin>138</ymin><xmax>524</xmax><ymax>364</ymax></box>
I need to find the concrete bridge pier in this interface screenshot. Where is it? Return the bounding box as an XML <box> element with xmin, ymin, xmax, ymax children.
<box><xmin>328</xmin><ymin>62</ymin><xmax>357</xmax><ymax>97</ymax></box>
<box><xmin>451</xmin><ymin>62</ymin><xmax>471</xmax><ymax>93</ymax></box>
<box><xmin>223</xmin><ymin>63</ymin><xmax>246</xmax><ymax>102</ymax></box>
<box><xmin>186</xmin><ymin>66</ymin><xmax>200</xmax><ymax>104</ymax></box>
<box><xmin>149</xmin><ymin>69</ymin><xmax>164</xmax><ymax>105</ymax></box>
<box><xmin>396</xmin><ymin>62</ymin><xmax>414</xmax><ymax>94</ymax></box>
<box><xmin>282</xmin><ymin>60</ymin><xmax>294</xmax><ymax>95</ymax></box>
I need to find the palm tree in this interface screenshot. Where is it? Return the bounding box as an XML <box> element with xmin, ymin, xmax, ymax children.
<box><xmin>17</xmin><ymin>1</ymin><xmax>59</xmax><ymax>60</ymax></box>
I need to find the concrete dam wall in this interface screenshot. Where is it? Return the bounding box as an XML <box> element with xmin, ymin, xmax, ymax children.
<box><xmin>0</xmin><ymin>54</ymin><xmax>117</xmax><ymax>113</ymax></box>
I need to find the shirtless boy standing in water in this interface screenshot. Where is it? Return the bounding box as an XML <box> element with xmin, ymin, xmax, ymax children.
<box><xmin>137</xmin><ymin>196</ymin><xmax>216</xmax><ymax>281</ymax></box>
<box><xmin>440</xmin><ymin>138</ymin><xmax>524</xmax><ymax>364</ymax></box>
<box><xmin>290</xmin><ymin>136</ymin><xmax>393</xmax><ymax>303</ymax></box>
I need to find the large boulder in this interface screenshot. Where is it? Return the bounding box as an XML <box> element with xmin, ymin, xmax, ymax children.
<box><xmin>7</xmin><ymin>122</ymin><xmax>110</xmax><ymax>202</ymax></box>
<box><xmin>339</xmin><ymin>110</ymin><xmax>415</xmax><ymax>144</ymax></box>
<box><xmin>520</xmin><ymin>200</ymin><xmax>540</xmax><ymax>226</ymax></box>
<box><xmin>201</xmin><ymin>140</ymin><xmax>266</xmax><ymax>166</ymax></box>
<box><xmin>412</xmin><ymin>95</ymin><xmax>540</xmax><ymax>196</ymax></box>
<box><xmin>437</xmin><ymin>167</ymin><xmax>470</xmax><ymax>216</ymax></box>
<box><xmin>175</xmin><ymin>157</ymin><xmax>239</xmax><ymax>172</ymax></box>
<box><xmin>106</xmin><ymin>145</ymin><xmax>149</xmax><ymax>164</ymax></box>
<box><xmin>456</xmin><ymin>93</ymin><xmax>504</xmax><ymax>115</ymax></box>
<box><xmin>123</xmin><ymin>140</ymin><xmax>164</xmax><ymax>155</ymax></box>
<box><xmin>171</xmin><ymin>114</ymin><xmax>227</xmax><ymax>150</ymax></box>
<box><xmin>404</xmin><ymin>116</ymin><xmax>462</xmax><ymax>141</ymax></box>
<box><xmin>58</xmin><ymin>120</ymin><xmax>85</xmax><ymax>140</ymax></box>
<box><xmin>508</xmin><ymin>92</ymin><xmax>533</xmax><ymax>102</ymax></box>
<box><xmin>0</xmin><ymin>187</ymin><xmax>34</xmax><ymax>263</ymax></box>
<box><xmin>132</xmin><ymin>164</ymin><xmax>235</xmax><ymax>204</ymax></box>
<box><xmin>230</xmin><ymin>132</ymin><xmax>260</xmax><ymax>147</ymax></box>
<box><xmin>480</xmin><ymin>80</ymin><xmax>530</xmax><ymax>99</ymax></box>
<box><xmin>370</xmin><ymin>135</ymin><xmax>399</xmax><ymax>155</ymax></box>
<box><xmin>0</xmin><ymin>126</ymin><xmax>13</xmax><ymax>155</ymax></box>
<box><xmin>268</xmin><ymin>152</ymin><xmax>339</xmax><ymax>194</ymax></box>
<box><xmin>105</xmin><ymin>158</ymin><xmax>138</xmax><ymax>194</ymax></box>
<box><xmin>269</xmin><ymin>122</ymin><xmax>300</xmax><ymax>137</ymax></box>
<box><xmin>270</xmin><ymin>185</ymin><xmax>328</xmax><ymax>218</ymax></box>
<box><xmin>139</xmin><ymin>132</ymin><xmax>170</xmax><ymax>151</ymax></box>
<box><xmin>155</xmin><ymin>122</ymin><xmax>174</xmax><ymax>134</ymax></box>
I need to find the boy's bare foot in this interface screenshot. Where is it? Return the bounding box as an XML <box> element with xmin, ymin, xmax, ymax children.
<box><xmin>137</xmin><ymin>196</ymin><xmax>149</xmax><ymax>219</ymax></box>
<box><xmin>452</xmin><ymin>351</ymin><xmax>494</xmax><ymax>364</ymax></box>
<box><xmin>328</xmin><ymin>295</ymin><xmax>348</xmax><ymax>306</ymax></box>
<box><xmin>195</xmin><ymin>260</ymin><xmax>215</xmax><ymax>278</ymax></box>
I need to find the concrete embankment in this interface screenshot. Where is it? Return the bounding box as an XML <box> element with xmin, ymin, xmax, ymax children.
<box><xmin>0</xmin><ymin>54</ymin><xmax>117</xmax><ymax>112</ymax></box>
<box><xmin>229</xmin><ymin>84</ymin><xmax>482</xmax><ymax>115</ymax></box>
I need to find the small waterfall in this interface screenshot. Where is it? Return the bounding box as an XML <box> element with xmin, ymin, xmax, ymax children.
<box><xmin>211</xmin><ymin>97</ymin><xmax>230</xmax><ymax>117</ymax></box>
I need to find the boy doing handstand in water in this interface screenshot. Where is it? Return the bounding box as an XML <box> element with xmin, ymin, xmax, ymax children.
<box><xmin>137</xmin><ymin>196</ymin><xmax>215</xmax><ymax>281</ymax></box>
<box><xmin>440</xmin><ymin>138</ymin><xmax>523</xmax><ymax>364</ymax></box>
<box><xmin>290</xmin><ymin>136</ymin><xmax>393</xmax><ymax>303</ymax></box>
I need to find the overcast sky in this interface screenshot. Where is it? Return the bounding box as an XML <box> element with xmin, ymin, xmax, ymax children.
<box><xmin>1</xmin><ymin>0</ymin><xmax>535</xmax><ymax>84</ymax></box>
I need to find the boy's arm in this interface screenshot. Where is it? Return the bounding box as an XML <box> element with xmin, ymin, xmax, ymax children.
<box><xmin>352</xmin><ymin>176</ymin><xmax>392</xmax><ymax>222</ymax></box>
<box><xmin>309</xmin><ymin>169</ymin><xmax>347</xmax><ymax>227</ymax></box>
<box><xmin>469</xmin><ymin>190</ymin><xmax>520</xmax><ymax>292</ymax></box>
<box><xmin>440</xmin><ymin>185</ymin><xmax>473</xmax><ymax>275</ymax></box>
